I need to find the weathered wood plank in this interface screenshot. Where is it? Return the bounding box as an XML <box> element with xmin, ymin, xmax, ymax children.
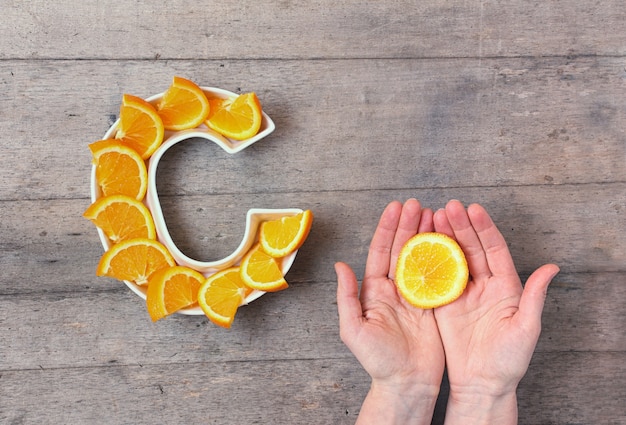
<box><xmin>0</xmin><ymin>353</ymin><xmax>624</xmax><ymax>424</ymax></box>
<box><xmin>1</xmin><ymin>272</ymin><xmax>624</xmax><ymax>373</ymax></box>
<box><xmin>0</xmin><ymin>357</ymin><xmax>367</xmax><ymax>425</ymax></box>
<box><xmin>0</xmin><ymin>281</ymin><xmax>347</xmax><ymax>371</ymax></box>
<box><xmin>1</xmin><ymin>0</ymin><xmax>625</xmax><ymax>59</ymax></box>
<box><xmin>539</xmin><ymin>272</ymin><xmax>626</xmax><ymax>353</ymax></box>
<box><xmin>0</xmin><ymin>184</ymin><xmax>622</xmax><ymax>295</ymax></box>
<box><xmin>1</xmin><ymin>0</ymin><xmax>624</xmax><ymax>424</ymax></box>
<box><xmin>519</xmin><ymin>352</ymin><xmax>626</xmax><ymax>424</ymax></box>
<box><xmin>1</xmin><ymin>57</ymin><xmax>625</xmax><ymax>201</ymax></box>
<box><xmin>139</xmin><ymin>184</ymin><xmax>626</xmax><ymax>276</ymax></box>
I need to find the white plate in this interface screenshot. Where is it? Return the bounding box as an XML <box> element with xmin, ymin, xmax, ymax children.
<box><xmin>90</xmin><ymin>87</ymin><xmax>300</xmax><ymax>315</ymax></box>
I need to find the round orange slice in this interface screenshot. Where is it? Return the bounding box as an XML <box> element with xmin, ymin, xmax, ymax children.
<box><xmin>155</xmin><ymin>76</ymin><xmax>210</xmax><ymax>131</ymax></box>
<box><xmin>89</xmin><ymin>139</ymin><xmax>148</xmax><ymax>200</ymax></box>
<box><xmin>197</xmin><ymin>267</ymin><xmax>253</xmax><ymax>328</ymax></box>
<box><xmin>239</xmin><ymin>244</ymin><xmax>288</xmax><ymax>292</ymax></box>
<box><xmin>259</xmin><ymin>210</ymin><xmax>313</xmax><ymax>258</ymax></box>
<box><xmin>114</xmin><ymin>94</ymin><xmax>164</xmax><ymax>159</ymax></box>
<box><xmin>146</xmin><ymin>266</ymin><xmax>205</xmax><ymax>321</ymax></box>
<box><xmin>96</xmin><ymin>238</ymin><xmax>176</xmax><ymax>286</ymax></box>
<box><xmin>205</xmin><ymin>92</ymin><xmax>263</xmax><ymax>140</ymax></box>
<box><xmin>83</xmin><ymin>195</ymin><xmax>156</xmax><ymax>244</ymax></box>
<box><xmin>395</xmin><ymin>232</ymin><xmax>469</xmax><ymax>309</ymax></box>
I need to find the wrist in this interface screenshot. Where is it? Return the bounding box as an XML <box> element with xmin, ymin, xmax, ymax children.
<box><xmin>356</xmin><ymin>379</ymin><xmax>440</xmax><ymax>425</ymax></box>
<box><xmin>444</xmin><ymin>385</ymin><xmax>518</xmax><ymax>425</ymax></box>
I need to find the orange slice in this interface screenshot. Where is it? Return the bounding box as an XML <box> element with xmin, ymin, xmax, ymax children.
<box><xmin>239</xmin><ymin>244</ymin><xmax>288</xmax><ymax>292</ymax></box>
<box><xmin>395</xmin><ymin>232</ymin><xmax>469</xmax><ymax>309</ymax></box>
<box><xmin>114</xmin><ymin>94</ymin><xmax>164</xmax><ymax>159</ymax></box>
<box><xmin>146</xmin><ymin>266</ymin><xmax>205</xmax><ymax>321</ymax></box>
<box><xmin>155</xmin><ymin>76</ymin><xmax>210</xmax><ymax>131</ymax></box>
<box><xmin>205</xmin><ymin>92</ymin><xmax>263</xmax><ymax>140</ymax></box>
<box><xmin>197</xmin><ymin>267</ymin><xmax>253</xmax><ymax>328</ymax></box>
<box><xmin>83</xmin><ymin>195</ymin><xmax>156</xmax><ymax>244</ymax></box>
<box><xmin>259</xmin><ymin>210</ymin><xmax>313</xmax><ymax>258</ymax></box>
<box><xmin>89</xmin><ymin>139</ymin><xmax>148</xmax><ymax>200</ymax></box>
<box><xmin>96</xmin><ymin>238</ymin><xmax>176</xmax><ymax>286</ymax></box>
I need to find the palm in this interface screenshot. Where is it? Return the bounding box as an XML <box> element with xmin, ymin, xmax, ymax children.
<box><xmin>336</xmin><ymin>199</ymin><xmax>445</xmax><ymax>389</ymax></box>
<box><xmin>436</xmin><ymin>275</ymin><xmax>532</xmax><ymax>391</ymax></box>
<box><xmin>355</xmin><ymin>275</ymin><xmax>444</xmax><ymax>385</ymax></box>
<box><xmin>433</xmin><ymin>201</ymin><xmax>559</xmax><ymax>394</ymax></box>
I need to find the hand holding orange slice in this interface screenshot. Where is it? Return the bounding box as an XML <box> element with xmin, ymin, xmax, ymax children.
<box><xmin>395</xmin><ymin>232</ymin><xmax>469</xmax><ymax>309</ymax></box>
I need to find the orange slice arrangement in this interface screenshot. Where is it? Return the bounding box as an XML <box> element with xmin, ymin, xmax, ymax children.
<box><xmin>83</xmin><ymin>195</ymin><xmax>156</xmax><ymax>244</ymax></box>
<box><xmin>206</xmin><ymin>92</ymin><xmax>263</xmax><ymax>140</ymax></box>
<box><xmin>260</xmin><ymin>210</ymin><xmax>313</xmax><ymax>258</ymax></box>
<box><xmin>114</xmin><ymin>94</ymin><xmax>164</xmax><ymax>159</ymax></box>
<box><xmin>240</xmin><ymin>244</ymin><xmax>289</xmax><ymax>292</ymax></box>
<box><xmin>96</xmin><ymin>238</ymin><xmax>176</xmax><ymax>286</ymax></box>
<box><xmin>84</xmin><ymin>76</ymin><xmax>313</xmax><ymax>328</ymax></box>
<box><xmin>197</xmin><ymin>268</ymin><xmax>253</xmax><ymax>328</ymax></box>
<box><xmin>395</xmin><ymin>232</ymin><xmax>469</xmax><ymax>309</ymax></box>
<box><xmin>146</xmin><ymin>266</ymin><xmax>205</xmax><ymax>321</ymax></box>
<box><xmin>155</xmin><ymin>76</ymin><xmax>210</xmax><ymax>131</ymax></box>
<box><xmin>89</xmin><ymin>139</ymin><xmax>148</xmax><ymax>200</ymax></box>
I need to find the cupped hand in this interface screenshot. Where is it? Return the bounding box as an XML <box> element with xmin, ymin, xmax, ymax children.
<box><xmin>336</xmin><ymin>199</ymin><xmax>445</xmax><ymax>410</ymax></box>
<box><xmin>433</xmin><ymin>200</ymin><xmax>559</xmax><ymax>421</ymax></box>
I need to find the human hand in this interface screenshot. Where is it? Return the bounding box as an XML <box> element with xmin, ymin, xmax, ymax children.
<box><xmin>433</xmin><ymin>200</ymin><xmax>560</xmax><ymax>424</ymax></box>
<box><xmin>336</xmin><ymin>199</ymin><xmax>445</xmax><ymax>424</ymax></box>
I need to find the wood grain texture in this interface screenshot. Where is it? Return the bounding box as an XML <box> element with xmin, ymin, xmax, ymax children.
<box><xmin>1</xmin><ymin>185</ymin><xmax>624</xmax><ymax>294</ymax></box>
<box><xmin>1</xmin><ymin>0</ymin><xmax>625</xmax><ymax>423</ymax></box>
<box><xmin>1</xmin><ymin>273</ymin><xmax>625</xmax><ymax>370</ymax></box>
<box><xmin>1</xmin><ymin>57</ymin><xmax>625</xmax><ymax>201</ymax></box>
<box><xmin>1</xmin><ymin>352</ymin><xmax>624</xmax><ymax>424</ymax></box>
<box><xmin>2</xmin><ymin>1</ymin><xmax>625</xmax><ymax>59</ymax></box>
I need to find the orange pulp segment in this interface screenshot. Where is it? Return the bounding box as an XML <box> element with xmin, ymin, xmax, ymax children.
<box><xmin>89</xmin><ymin>139</ymin><xmax>148</xmax><ymax>200</ymax></box>
<box><xmin>395</xmin><ymin>232</ymin><xmax>469</xmax><ymax>309</ymax></box>
<box><xmin>155</xmin><ymin>76</ymin><xmax>210</xmax><ymax>131</ymax></box>
<box><xmin>205</xmin><ymin>92</ymin><xmax>263</xmax><ymax>140</ymax></box>
<box><xmin>239</xmin><ymin>244</ymin><xmax>288</xmax><ymax>292</ymax></box>
<box><xmin>259</xmin><ymin>210</ymin><xmax>313</xmax><ymax>258</ymax></box>
<box><xmin>114</xmin><ymin>94</ymin><xmax>164</xmax><ymax>159</ymax></box>
<box><xmin>96</xmin><ymin>238</ymin><xmax>176</xmax><ymax>286</ymax></box>
<box><xmin>197</xmin><ymin>267</ymin><xmax>253</xmax><ymax>328</ymax></box>
<box><xmin>83</xmin><ymin>195</ymin><xmax>156</xmax><ymax>244</ymax></box>
<box><xmin>146</xmin><ymin>266</ymin><xmax>205</xmax><ymax>321</ymax></box>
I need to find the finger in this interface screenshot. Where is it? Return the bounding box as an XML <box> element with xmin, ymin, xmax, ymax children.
<box><xmin>516</xmin><ymin>263</ymin><xmax>560</xmax><ymax>335</ymax></box>
<box><xmin>335</xmin><ymin>262</ymin><xmax>364</xmax><ymax>344</ymax></box>
<box><xmin>467</xmin><ymin>203</ymin><xmax>517</xmax><ymax>278</ymax></box>
<box><xmin>388</xmin><ymin>199</ymin><xmax>423</xmax><ymax>280</ymax></box>
<box><xmin>444</xmin><ymin>200</ymin><xmax>492</xmax><ymax>281</ymax></box>
<box><xmin>417</xmin><ymin>207</ymin><xmax>434</xmax><ymax>234</ymax></box>
<box><xmin>433</xmin><ymin>208</ymin><xmax>454</xmax><ymax>236</ymax></box>
<box><xmin>364</xmin><ymin>201</ymin><xmax>403</xmax><ymax>280</ymax></box>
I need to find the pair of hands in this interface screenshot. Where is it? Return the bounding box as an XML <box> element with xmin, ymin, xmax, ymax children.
<box><xmin>335</xmin><ymin>199</ymin><xmax>559</xmax><ymax>424</ymax></box>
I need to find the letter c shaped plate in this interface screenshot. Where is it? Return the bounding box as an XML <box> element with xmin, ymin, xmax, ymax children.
<box><xmin>90</xmin><ymin>87</ymin><xmax>301</xmax><ymax>315</ymax></box>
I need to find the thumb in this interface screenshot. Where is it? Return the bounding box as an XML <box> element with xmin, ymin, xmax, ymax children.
<box><xmin>517</xmin><ymin>263</ymin><xmax>560</xmax><ymax>330</ymax></box>
<box><xmin>335</xmin><ymin>262</ymin><xmax>363</xmax><ymax>343</ymax></box>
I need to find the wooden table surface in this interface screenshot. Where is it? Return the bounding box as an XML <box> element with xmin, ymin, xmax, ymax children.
<box><xmin>1</xmin><ymin>1</ymin><xmax>625</xmax><ymax>424</ymax></box>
